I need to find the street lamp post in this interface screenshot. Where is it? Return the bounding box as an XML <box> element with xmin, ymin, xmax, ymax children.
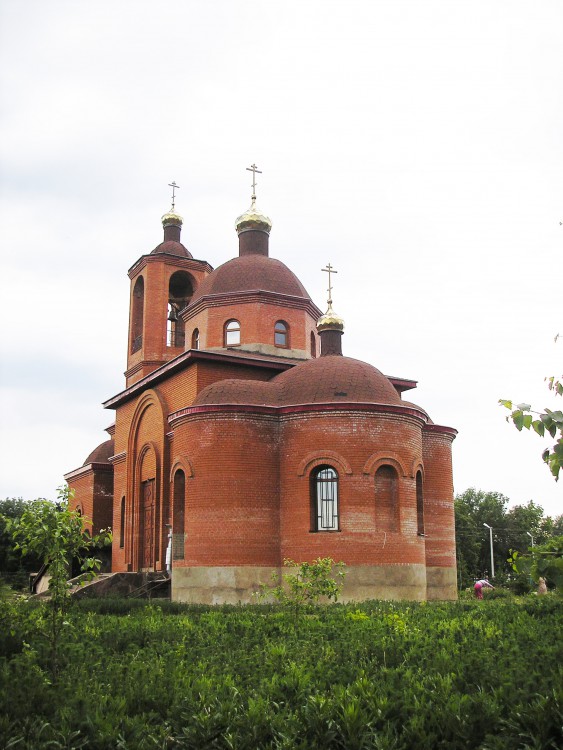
<box><xmin>483</xmin><ymin>523</ymin><xmax>495</xmax><ymax>578</ymax></box>
<box><xmin>526</xmin><ymin>531</ymin><xmax>534</xmax><ymax>548</ymax></box>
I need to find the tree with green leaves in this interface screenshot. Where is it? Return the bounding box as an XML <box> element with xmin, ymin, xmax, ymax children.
<box><xmin>455</xmin><ymin>489</ymin><xmax>509</xmax><ymax>586</ymax></box>
<box><xmin>509</xmin><ymin>536</ymin><xmax>563</xmax><ymax>592</ymax></box>
<box><xmin>454</xmin><ymin>488</ymin><xmax>562</xmax><ymax>588</ymax></box>
<box><xmin>4</xmin><ymin>485</ymin><xmax>111</xmax><ymax>678</ymax></box>
<box><xmin>500</xmin><ymin>374</ymin><xmax>563</xmax><ymax>480</ymax></box>
<box><xmin>0</xmin><ymin>498</ymin><xmax>42</xmax><ymax>578</ymax></box>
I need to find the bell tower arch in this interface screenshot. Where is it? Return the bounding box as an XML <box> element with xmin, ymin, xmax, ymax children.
<box><xmin>125</xmin><ymin>201</ymin><xmax>213</xmax><ymax>387</ymax></box>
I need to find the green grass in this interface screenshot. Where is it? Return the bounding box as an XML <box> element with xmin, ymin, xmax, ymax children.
<box><xmin>1</xmin><ymin>596</ymin><xmax>561</xmax><ymax>749</ymax></box>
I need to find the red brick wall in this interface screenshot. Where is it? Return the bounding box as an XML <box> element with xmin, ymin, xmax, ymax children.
<box><xmin>279</xmin><ymin>411</ymin><xmax>426</xmax><ymax>566</ymax></box>
<box><xmin>186</xmin><ymin>300</ymin><xmax>317</xmax><ymax>354</ymax></box>
<box><xmin>163</xmin><ymin>406</ymin><xmax>445</xmax><ymax>571</ymax></box>
<box><xmin>173</xmin><ymin>412</ymin><xmax>281</xmax><ymax>566</ymax></box>
<box><xmin>422</xmin><ymin>429</ymin><xmax>456</xmax><ymax>568</ymax></box>
<box><xmin>68</xmin><ymin>466</ymin><xmax>113</xmax><ymax>536</ymax></box>
<box><xmin>92</xmin><ymin>470</ymin><xmax>114</xmax><ymax>533</ymax></box>
<box><xmin>126</xmin><ymin>257</ymin><xmax>211</xmax><ymax>386</ymax></box>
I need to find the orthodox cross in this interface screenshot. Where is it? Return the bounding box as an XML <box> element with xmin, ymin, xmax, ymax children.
<box><xmin>168</xmin><ymin>181</ymin><xmax>180</xmax><ymax>211</ymax></box>
<box><xmin>246</xmin><ymin>163</ymin><xmax>262</xmax><ymax>201</ymax></box>
<box><xmin>322</xmin><ymin>262</ymin><xmax>338</xmax><ymax>306</ymax></box>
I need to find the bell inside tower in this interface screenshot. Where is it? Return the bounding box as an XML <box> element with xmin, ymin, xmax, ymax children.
<box><xmin>167</xmin><ymin>271</ymin><xmax>194</xmax><ymax>348</ymax></box>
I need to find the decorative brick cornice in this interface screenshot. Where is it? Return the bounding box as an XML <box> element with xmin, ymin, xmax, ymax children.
<box><xmin>124</xmin><ymin>359</ymin><xmax>163</xmax><ymax>379</ymax></box>
<box><xmin>128</xmin><ymin>253</ymin><xmax>213</xmax><ymax>280</ymax></box>
<box><xmin>64</xmin><ymin>462</ymin><xmax>114</xmax><ymax>481</ymax></box>
<box><xmin>388</xmin><ymin>376</ymin><xmax>417</xmax><ymax>394</ymax></box>
<box><xmin>423</xmin><ymin>423</ymin><xmax>458</xmax><ymax>440</ymax></box>
<box><xmin>168</xmin><ymin>401</ymin><xmax>431</xmax><ymax>428</ymax></box>
<box><xmin>183</xmin><ymin>289</ymin><xmax>322</xmax><ymax>321</ymax></box>
<box><xmin>109</xmin><ymin>452</ymin><xmax>126</xmax><ymax>465</ymax></box>
<box><xmin>105</xmin><ymin>349</ymin><xmax>293</xmax><ymax>409</ymax></box>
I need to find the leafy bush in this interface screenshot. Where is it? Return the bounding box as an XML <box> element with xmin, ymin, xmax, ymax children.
<box><xmin>1</xmin><ymin>598</ymin><xmax>561</xmax><ymax>748</ymax></box>
<box><xmin>257</xmin><ymin>557</ymin><xmax>346</xmax><ymax>610</ymax></box>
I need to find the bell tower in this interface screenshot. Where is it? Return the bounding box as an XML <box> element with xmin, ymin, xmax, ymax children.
<box><xmin>125</xmin><ymin>189</ymin><xmax>212</xmax><ymax>387</ymax></box>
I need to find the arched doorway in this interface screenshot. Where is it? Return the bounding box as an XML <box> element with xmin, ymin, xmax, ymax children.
<box><xmin>137</xmin><ymin>444</ymin><xmax>158</xmax><ymax>571</ymax></box>
<box><xmin>139</xmin><ymin>479</ymin><xmax>155</xmax><ymax>569</ymax></box>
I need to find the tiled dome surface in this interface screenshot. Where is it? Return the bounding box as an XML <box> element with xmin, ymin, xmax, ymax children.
<box><xmin>274</xmin><ymin>356</ymin><xmax>402</xmax><ymax>406</ymax></box>
<box><xmin>150</xmin><ymin>240</ymin><xmax>192</xmax><ymax>258</ymax></box>
<box><xmin>84</xmin><ymin>439</ymin><xmax>115</xmax><ymax>465</ymax></box>
<box><xmin>190</xmin><ymin>255</ymin><xmax>310</xmax><ymax>303</ymax></box>
<box><xmin>193</xmin><ymin>356</ymin><xmax>402</xmax><ymax>407</ymax></box>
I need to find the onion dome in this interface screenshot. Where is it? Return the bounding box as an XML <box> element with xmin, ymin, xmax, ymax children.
<box><xmin>316</xmin><ymin>302</ymin><xmax>345</xmax><ymax>356</ymax></box>
<box><xmin>161</xmin><ymin>210</ymin><xmax>183</xmax><ymax>228</ymax></box>
<box><xmin>151</xmin><ymin>210</ymin><xmax>192</xmax><ymax>258</ymax></box>
<box><xmin>235</xmin><ymin>198</ymin><xmax>272</xmax><ymax>235</ymax></box>
<box><xmin>84</xmin><ymin>439</ymin><xmax>114</xmax><ymax>465</ymax></box>
<box><xmin>316</xmin><ymin>302</ymin><xmax>344</xmax><ymax>333</ymax></box>
<box><xmin>190</xmin><ymin>254</ymin><xmax>311</xmax><ymax>303</ymax></box>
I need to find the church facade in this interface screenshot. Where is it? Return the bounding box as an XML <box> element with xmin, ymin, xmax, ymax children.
<box><xmin>65</xmin><ymin>176</ymin><xmax>458</xmax><ymax>602</ymax></box>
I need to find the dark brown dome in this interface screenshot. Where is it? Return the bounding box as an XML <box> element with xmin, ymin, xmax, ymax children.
<box><xmin>274</xmin><ymin>356</ymin><xmax>402</xmax><ymax>406</ymax></box>
<box><xmin>194</xmin><ymin>379</ymin><xmax>273</xmax><ymax>406</ymax></box>
<box><xmin>190</xmin><ymin>255</ymin><xmax>310</xmax><ymax>304</ymax></box>
<box><xmin>151</xmin><ymin>240</ymin><xmax>192</xmax><ymax>258</ymax></box>
<box><xmin>193</xmin><ymin>357</ymin><xmax>402</xmax><ymax>408</ymax></box>
<box><xmin>84</xmin><ymin>439</ymin><xmax>115</xmax><ymax>465</ymax></box>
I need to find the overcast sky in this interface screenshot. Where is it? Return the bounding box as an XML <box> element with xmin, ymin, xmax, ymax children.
<box><xmin>1</xmin><ymin>1</ymin><xmax>561</xmax><ymax>519</ymax></box>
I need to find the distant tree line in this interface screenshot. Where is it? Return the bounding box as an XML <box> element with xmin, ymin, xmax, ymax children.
<box><xmin>455</xmin><ymin>487</ymin><xmax>563</xmax><ymax>589</ymax></box>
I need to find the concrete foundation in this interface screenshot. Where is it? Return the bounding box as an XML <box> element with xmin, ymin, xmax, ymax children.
<box><xmin>426</xmin><ymin>565</ymin><xmax>458</xmax><ymax>600</ymax></box>
<box><xmin>171</xmin><ymin>564</ymin><xmax>458</xmax><ymax>603</ymax></box>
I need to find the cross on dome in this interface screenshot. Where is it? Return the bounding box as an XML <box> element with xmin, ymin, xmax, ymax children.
<box><xmin>322</xmin><ymin>262</ymin><xmax>338</xmax><ymax>308</ymax></box>
<box><xmin>246</xmin><ymin>163</ymin><xmax>262</xmax><ymax>202</ymax></box>
<box><xmin>168</xmin><ymin>181</ymin><xmax>180</xmax><ymax>211</ymax></box>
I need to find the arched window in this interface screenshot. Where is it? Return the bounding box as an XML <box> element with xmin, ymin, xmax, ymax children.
<box><xmin>224</xmin><ymin>319</ymin><xmax>241</xmax><ymax>346</ymax></box>
<box><xmin>311</xmin><ymin>466</ymin><xmax>339</xmax><ymax>531</ymax></box>
<box><xmin>191</xmin><ymin>328</ymin><xmax>200</xmax><ymax>350</ymax></box>
<box><xmin>416</xmin><ymin>471</ymin><xmax>424</xmax><ymax>535</ymax></box>
<box><xmin>274</xmin><ymin>320</ymin><xmax>289</xmax><ymax>348</ymax></box>
<box><xmin>131</xmin><ymin>276</ymin><xmax>144</xmax><ymax>353</ymax></box>
<box><xmin>375</xmin><ymin>465</ymin><xmax>399</xmax><ymax>532</ymax></box>
<box><xmin>120</xmin><ymin>496</ymin><xmax>125</xmax><ymax>548</ymax></box>
<box><xmin>173</xmin><ymin>469</ymin><xmax>185</xmax><ymax>560</ymax></box>
<box><xmin>310</xmin><ymin>331</ymin><xmax>316</xmax><ymax>358</ymax></box>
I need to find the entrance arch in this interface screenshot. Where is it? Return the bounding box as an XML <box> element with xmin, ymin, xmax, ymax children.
<box><xmin>137</xmin><ymin>443</ymin><xmax>158</xmax><ymax>570</ymax></box>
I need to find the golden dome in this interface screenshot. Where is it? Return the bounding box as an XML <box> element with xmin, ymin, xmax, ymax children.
<box><xmin>317</xmin><ymin>302</ymin><xmax>344</xmax><ymax>332</ymax></box>
<box><xmin>235</xmin><ymin>198</ymin><xmax>272</xmax><ymax>235</ymax></box>
<box><xmin>161</xmin><ymin>210</ymin><xmax>183</xmax><ymax>227</ymax></box>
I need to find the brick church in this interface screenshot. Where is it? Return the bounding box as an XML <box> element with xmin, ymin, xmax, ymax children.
<box><xmin>65</xmin><ymin>170</ymin><xmax>458</xmax><ymax>602</ymax></box>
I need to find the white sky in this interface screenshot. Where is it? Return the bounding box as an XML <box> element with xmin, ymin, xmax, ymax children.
<box><xmin>0</xmin><ymin>1</ymin><xmax>561</xmax><ymax>518</ymax></box>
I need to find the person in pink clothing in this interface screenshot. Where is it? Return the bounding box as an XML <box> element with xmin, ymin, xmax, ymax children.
<box><xmin>474</xmin><ymin>578</ymin><xmax>494</xmax><ymax>599</ymax></box>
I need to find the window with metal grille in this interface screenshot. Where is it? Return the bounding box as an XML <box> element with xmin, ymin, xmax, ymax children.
<box><xmin>312</xmin><ymin>466</ymin><xmax>339</xmax><ymax>531</ymax></box>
